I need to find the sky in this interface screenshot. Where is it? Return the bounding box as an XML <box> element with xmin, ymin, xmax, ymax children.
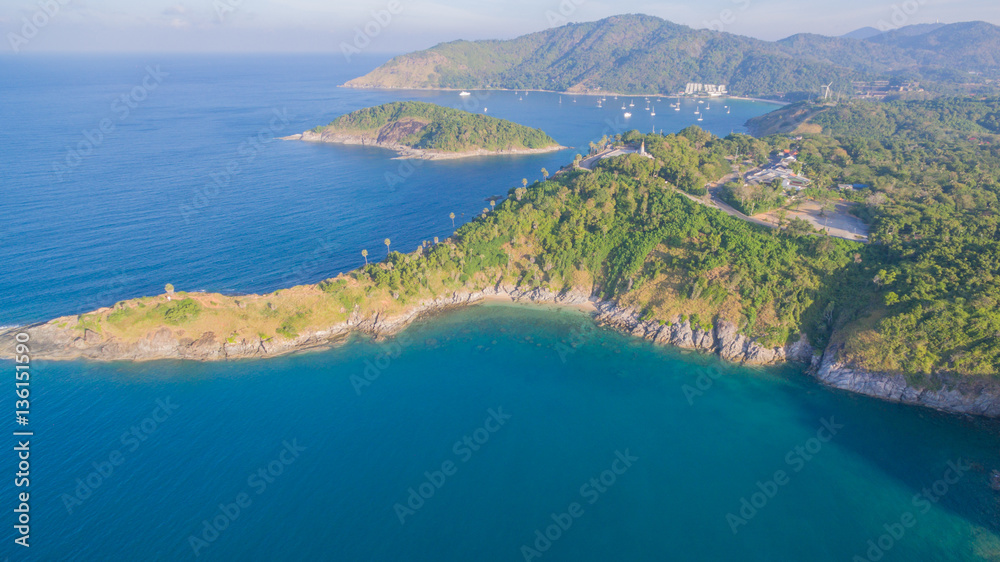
<box><xmin>3</xmin><ymin>0</ymin><xmax>999</xmax><ymax>54</ymax></box>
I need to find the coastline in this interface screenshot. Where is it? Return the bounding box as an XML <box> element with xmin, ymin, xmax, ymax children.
<box><xmin>337</xmin><ymin>84</ymin><xmax>788</xmax><ymax>106</ymax></box>
<box><xmin>5</xmin><ymin>284</ymin><xmax>996</xmax><ymax>417</ymax></box>
<box><xmin>281</xmin><ymin>131</ymin><xmax>567</xmax><ymax>160</ymax></box>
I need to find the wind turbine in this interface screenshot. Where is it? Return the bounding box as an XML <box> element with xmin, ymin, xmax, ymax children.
<box><xmin>822</xmin><ymin>82</ymin><xmax>834</xmax><ymax>101</ymax></box>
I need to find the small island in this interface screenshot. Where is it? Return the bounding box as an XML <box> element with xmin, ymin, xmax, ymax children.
<box><xmin>282</xmin><ymin>101</ymin><xmax>566</xmax><ymax>159</ymax></box>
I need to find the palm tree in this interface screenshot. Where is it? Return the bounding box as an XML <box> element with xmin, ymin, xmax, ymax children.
<box><xmin>449</xmin><ymin>212</ymin><xmax>455</xmax><ymax>227</ymax></box>
<box><xmin>490</xmin><ymin>200</ymin><xmax>496</xmax><ymax>211</ymax></box>
<box><xmin>522</xmin><ymin>178</ymin><xmax>528</xmax><ymax>188</ymax></box>
<box><xmin>361</xmin><ymin>249</ymin><xmax>368</xmax><ymax>265</ymax></box>
<box><xmin>541</xmin><ymin>167</ymin><xmax>549</xmax><ymax>180</ymax></box>
<box><xmin>433</xmin><ymin>236</ymin><xmax>439</xmax><ymax>245</ymax></box>
<box><xmin>384</xmin><ymin>238</ymin><xmax>391</xmax><ymax>256</ymax></box>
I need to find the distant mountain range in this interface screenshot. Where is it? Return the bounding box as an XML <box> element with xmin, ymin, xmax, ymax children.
<box><xmin>840</xmin><ymin>23</ymin><xmax>946</xmax><ymax>41</ymax></box>
<box><xmin>345</xmin><ymin>14</ymin><xmax>1000</xmax><ymax>99</ymax></box>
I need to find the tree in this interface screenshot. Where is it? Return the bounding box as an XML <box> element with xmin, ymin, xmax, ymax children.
<box><xmin>164</xmin><ymin>283</ymin><xmax>174</xmax><ymax>295</ymax></box>
<box><xmin>361</xmin><ymin>249</ymin><xmax>368</xmax><ymax>265</ymax></box>
<box><xmin>449</xmin><ymin>212</ymin><xmax>455</xmax><ymax>227</ymax></box>
<box><xmin>541</xmin><ymin>167</ymin><xmax>549</xmax><ymax>180</ymax></box>
<box><xmin>433</xmin><ymin>236</ymin><xmax>439</xmax><ymax>245</ymax></box>
<box><xmin>522</xmin><ymin>178</ymin><xmax>528</xmax><ymax>188</ymax></box>
<box><xmin>490</xmin><ymin>200</ymin><xmax>496</xmax><ymax>211</ymax></box>
<box><xmin>384</xmin><ymin>238</ymin><xmax>391</xmax><ymax>255</ymax></box>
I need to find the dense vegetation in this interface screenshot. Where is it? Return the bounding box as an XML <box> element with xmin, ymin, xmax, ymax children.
<box><xmin>345</xmin><ymin>15</ymin><xmax>1000</xmax><ymax>98</ymax></box>
<box><xmin>68</xmin><ymin>99</ymin><xmax>1000</xmax><ymax>384</ymax></box>
<box><xmin>314</xmin><ymin>101</ymin><xmax>559</xmax><ymax>152</ymax></box>
<box><xmin>746</xmin><ymin>98</ymin><xmax>1000</xmax><ymax>379</ymax></box>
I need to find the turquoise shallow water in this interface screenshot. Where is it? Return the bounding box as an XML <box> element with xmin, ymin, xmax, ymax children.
<box><xmin>4</xmin><ymin>304</ymin><xmax>1000</xmax><ymax>560</ymax></box>
<box><xmin>2</xmin><ymin>54</ymin><xmax>999</xmax><ymax>560</ymax></box>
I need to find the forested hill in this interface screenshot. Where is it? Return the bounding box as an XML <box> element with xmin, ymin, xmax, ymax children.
<box><xmin>343</xmin><ymin>14</ymin><xmax>1000</xmax><ymax>98</ymax></box>
<box><xmin>746</xmin><ymin>97</ymin><xmax>1000</xmax><ymax>138</ymax></box>
<box><xmin>742</xmin><ymin>97</ymin><xmax>1000</xmax><ymax>378</ymax></box>
<box><xmin>304</xmin><ymin>101</ymin><xmax>560</xmax><ymax>153</ymax></box>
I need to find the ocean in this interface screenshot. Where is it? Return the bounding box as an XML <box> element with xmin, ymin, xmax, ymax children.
<box><xmin>1</xmin><ymin>55</ymin><xmax>998</xmax><ymax>561</ymax></box>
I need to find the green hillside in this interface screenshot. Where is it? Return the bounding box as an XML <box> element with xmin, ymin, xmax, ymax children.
<box><xmin>311</xmin><ymin>101</ymin><xmax>559</xmax><ymax>152</ymax></box>
<box><xmin>344</xmin><ymin>14</ymin><xmax>1000</xmax><ymax>98</ymax></box>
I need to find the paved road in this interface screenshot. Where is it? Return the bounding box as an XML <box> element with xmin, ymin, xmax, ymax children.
<box><xmin>676</xmin><ymin>171</ymin><xmax>870</xmax><ymax>243</ymax></box>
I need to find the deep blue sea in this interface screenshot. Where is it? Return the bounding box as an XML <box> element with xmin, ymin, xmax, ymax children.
<box><xmin>1</xmin><ymin>55</ymin><xmax>999</xmax><ymax>561</ymax></box>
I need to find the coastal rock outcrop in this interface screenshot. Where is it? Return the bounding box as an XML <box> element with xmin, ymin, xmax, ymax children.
<box><xmin>816</xmin><ymin>346</ymin><xmax>1000</xmax><ymax>417</ymax></box>
<box><xmin>592</xmin><ymin>303</ymin><xmax>811</xmax><ymax>366</ymax></box>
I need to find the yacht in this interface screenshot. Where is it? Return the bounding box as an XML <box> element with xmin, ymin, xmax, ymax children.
<box><xmin>650</xmin><ymin>107</ymin><xmax>656</xmax><ymax>116</ymax></box>
<box><xmin>623</xmin><ymin>112</ymin><xmax>632</xmax><ymax>118</ymax></box>
<box><xmin>459</xmin><ymin>91</ymin><xmax>471</xmax><ymax>96</ymax></box>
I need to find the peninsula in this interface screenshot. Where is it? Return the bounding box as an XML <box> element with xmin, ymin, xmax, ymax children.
<box><xmin>281</xmin><ymin>101</ymin><xmax>565</xmax><ymax>159</ymax></box>
<box><xmin>6</xmin><ymin>99</ymin><xmax>1000</xmax><ymax>417</ymax></box>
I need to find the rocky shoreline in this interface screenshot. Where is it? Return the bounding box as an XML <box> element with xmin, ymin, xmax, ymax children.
<box><xmin>3</xmin><ymin>285</ymin><xmax>998</xmax><ymax>417</ymax></box>
<box><xmin>280</xmin><ymin>130</ymin><xmax>566</xmax><ymax>160</ymax></box>
<box><xmin>814</xmin><ymin>346</ymin><xmax>1000</xmax><ymax>417</ymax></box>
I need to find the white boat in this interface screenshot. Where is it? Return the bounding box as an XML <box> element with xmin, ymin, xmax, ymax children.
<box><xmin>706</xmin><ymin>103</ymin><xmax>711</xmax><ymax>110</ymax></box>
<box><xmin>483</xmin><ymin>108</ymin><xmax>488</xmax><ymax>112</ymax></box>
<box><xmin>674</xmin><ymin>105</ymin><xmax>680</xmax><ymax>111</ymax></box>
<box><xmin>459</xmin><ymin>91</ymin><xmax>471</xmax><ymax>96</ymax></box>
<box><xmin>622</xmin><ymin>104</ymin><xmax>626</xmax><ymax>110</ymax></box>
<box><xmin>623</xmin><ymin>112</ymin><xmax>632</xmax><ymax>118</ymax></box>
<box><xmin>629</xmin><ymin>100</ymin><xmax>635</xmax><ymax>107</ymax></box>
<box><xmin>650</xmin><ymin>107</ymin><xmax>656</xmax><ymax>116</ymax></box>
<box><xmin>698</xmin><ymin>116</ymin><xmax>703</xmax><ymax>121</ymax></box>
<box><xmin>698</xmin><ymin>100</ymin><xmax>705</xmax><ymax>104</ymax></box>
